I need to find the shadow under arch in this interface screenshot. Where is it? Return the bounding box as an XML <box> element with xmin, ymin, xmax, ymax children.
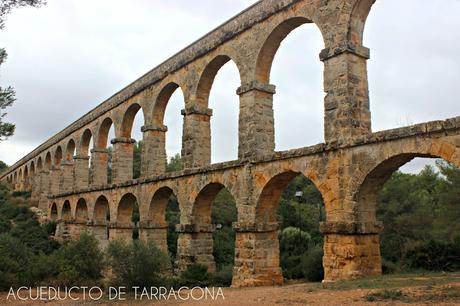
<box><xmin>61</xmin><ymin>200</ymin><xmax>72</xmax><ymax>222</ymax></box>
<box><xmin>75</xmin><ymin>198</ymin><xmax>89</xmax><ymax>223</ymax></box>
<box><xmin>114</xmin><ymin>193</ymin><xmax>139</xmax><ymax>241</ymax></box>
<box><xmin>50</xmin><ymin>202</ymin><xmax>58</xmax><ymax>220</ymax></box>
<box><xmin>94</xmin><ymin>195</ymin><xmax>110</xmax><ymax>224</ymax></box>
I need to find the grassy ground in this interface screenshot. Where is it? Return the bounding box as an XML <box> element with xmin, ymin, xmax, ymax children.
<box><xmin>1</xmin><ymin>272</ymin><xmax>459</xmax><ymax>305</ymax></box>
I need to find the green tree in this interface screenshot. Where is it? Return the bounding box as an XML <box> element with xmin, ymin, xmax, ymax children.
<box><xmin>166</xmin><ymin>153</ymin><xmax>182</xmax><ymax>172</ymax></box>
<box><xmin>0</xmin><ymin>160</ymin><xmax>7</xmax><ymax>172</ymax></box>
<box><xmin>0</xmin><ymin>0</ymin><xmax>46</xmax><ymax>140</ymax></box>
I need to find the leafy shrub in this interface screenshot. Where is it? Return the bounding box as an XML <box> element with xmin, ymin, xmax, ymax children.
<box><xmin>42</xmin><ymin>220</ymin><xmax>57</xmax><ymax>236</ymax></box>
<box><xmin>301</xmin><ymin>244</ymin><xmax>324</xmax><ymax>282</ymax></box>
<box><xmin>365</xmin><ymin>289</ymin><xmax>406</xmax><ymax>302</ymax></box>
<box><xmin>210</xmin><ymin>264</ymin><xmax>233</xmax><ymax>287</ymax></box>
<box><xmin>52</xmin><ymin>233</ymin><xmax>105</xmax><ymax>286</ymax></box>
<box><xmin>181</xmin><ymin>264</ymin><xmax>209</xmax><ymax>287</ymax></box>
<box><xmin>279</xmin><ymin>227</ymin><xmax>311</xmax><ymax>279</ymax></box>
<box><xmin>381</xmin><ymin>258</ymin><xmax>399</xmax><ymax>274</ymax></box>
<box><xmin>213</xmin><ymin>226</ymin><xmax>235</xmax><ymax>270</ymax></box>
<box><xmin>404</xmin><ymin>239</ymin><xmax>460</xmax><ymax>271</ymax></box>
<box><xmin>0</xmin><ymin>234</ymin><xmax>34</xmax><ymax>289</ymax></box>
<box><xmin>107</xmin><ymin>239</ymin><xmax>171</xmax><ymax>288</ymax></box>
<box><xmin>10</xmin><ymin>218</ymin><xmax>59</xmax><ymax>254</ymax></box>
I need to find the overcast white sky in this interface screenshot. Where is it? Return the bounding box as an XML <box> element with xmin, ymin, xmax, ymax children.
<box><xmin>0</xmin><ymin>0</ymin><xmax>459</xmax><ymax>173</ymax></box>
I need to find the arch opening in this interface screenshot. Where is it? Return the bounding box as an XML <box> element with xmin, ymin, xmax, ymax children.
<box><xmin>121</xmin><ymin>104</ymin><xmax>144</xmax><ymax>180</ymax></box>
<box><xmin>61</xmin><ymin>200</ymin><xmax>72</xmax><ymax>222</ymax></box>
<box><xmin>96</xmin><ymin>117</ymin><xmax>116</xmax><ymax>185</ymax></box>
<box><xmin>355</xmin><ymin>155</ymin><xmax>460</xmax><ymax>273</ymax></box>
<box><xmin>155</xmin><ymin>83</ymin><xmax>185</xmax><ymax>168</ymax></box>
<box><xmin>75</xmin><ymin>198</ymin><xmax>88</xmax><ymax>223</ymax></box>
<box><xmin>200</xmin><ymin>57</ymin><xmax>240</xmax><ymax>164</ymax></box>
<box><xmin>148</xmin><ymin>187</ymin><xmax>181</xmax><ymax>262</ymax></box>
<box><xmin>50</xmin><ymin>202</ymin><xmax>58</xmax><ymax>221</ymax></box>
<box><xmin>192</xmin><ymin>183</ymin><xmax>238</xmax><ymax>276</ymax></box>
<box><xmin>256</xmin><ymin>171</ymin><xmax>325</xmax><ymax>282</ymax></box>
<box><xmin>257</xmin><ymin>18</ymin><xmax>325</xmax><ymax>151</ymax></box>
<box><xmin>65</xmin><ymin>139</ymin><xmax>76</xmax><ymax>162</ymax></box>
<box><xmin>117</xmin><ymin>193</ymin><xmax>139</xmax><ymax>240</ymax></box>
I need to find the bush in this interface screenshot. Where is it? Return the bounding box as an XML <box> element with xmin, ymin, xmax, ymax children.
<box><xmin>181</xmin><ymin>264</ymin><xmax>209</xmax><ymax>287</ymax></box>
<box><xmin>404</xmin><ymin>239</ymin><xmax>460</xmax><ymax>271</ymax></box>
<box><xmin>107</xmin><ymin>239</ymin><xmax>171</xmax><ymax>288</ymax></box>
<box><xmin>53</xmin><ymin>233</ymin><xmax>105</xmax><ymax>286</ymax></box>
<box><xmin>10</xmin><ymin>218</ymin><xmax>59</xmax><ymax>255</ymax></box>
<box><xmin>301</xmin><ymin>244</ymin><xmax>324</xmax><ymax>282</ymax></box>
<box><xmin>210</xmin><ymin>264</ymin><xmax>233</xmax><ymax>287</ymax></box>
<box><xmin>279</xmin><ymin>227</ymin><xmax>311</xmax><ymax>279</ymax></box>
<box><xmin>213</xmin><ymin>226</ymin><xmax>235</xmax><ymax>270</ymax></box>
<box><xmin>0</xmin><ymin>234</ymin><xmax>35</xmax><ymax>289</ymax></box>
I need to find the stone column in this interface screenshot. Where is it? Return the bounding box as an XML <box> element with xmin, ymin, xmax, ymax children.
<box><xmin>55</xmin><ymin>220</ymin><xmax>71</xmax><ymax>242</ymax></box>
<box><xmin>320</xmin><ymin>221</ymin><xmax>383</xmax><ymax>282</ymax></box>
<box><xmin>66</xmin><ymin>221</ymin><xmax>89</xmax><ymax>240</ymax></box>
<box><xmin>111</xmin><ymin>137</ymin><xmax>135</xmax><ymax>184</ymax></box>
<box><xmin>90</xmin><ymin>148</ymin><xmax>109</xmax><ymax>186</ymax></box>
<box><xmin>31</xmin><ymin>174</ymin><xmax>41</xmax><ymax>202</ymax></box>
<box><xmin>60</xmin><ymin>161</ymin><xmax>74</xmax><ymax>193</ymax></box>
<box><xmin>231</xmin><ymin>222</ymin><xmax>283</xmax><ymax>287</ymax></box>
<box><xmin>237</xmin><ymin>81</ymin><xmax>276</xmax><ymax>160</ymax></box>
<box><xmin>108</xmin><ymin>222</ymin><xmax>134</xmax><ymax>242</ymax></box>
<box><xmin>139</xmin><ymin>221</ymin><xmax>168</xmax><ymax>252</ymax></box>
<box><xmin>181</xmin><ymin>106</ymin><xmax>212</xmax><ymax>169</ymax></box>
<box><xmin>87</xmin><ymin>220</ymin><xmax>110</xmax><ymax>249</ymax></box>
<box><xmin>49</xmin><ymin>165</ymin><xmax>62</xmax><ymax>195</ymax></box>
<box><xmin>73</xmin><ymin>155</ymin><xmax>90</xmax><ymax>190</ymax></box>
<box><xmin>141</xmin><ymin>125</ymin><xmax>168</xmax><ymax>178</ymax></box>
<box><xmin>175</xmin><ymin>224</ymin><xmax>215</xmax><ymax>274</ymax></box>
<box><xmin>37</xmin><ymin>170</ymin><xmax>50</xmax><ymax>211</ymax></box>
<box><xmin>320</xmin><ymin>42</ymin><xmax>372</xmax><ymax>144</ymax></box>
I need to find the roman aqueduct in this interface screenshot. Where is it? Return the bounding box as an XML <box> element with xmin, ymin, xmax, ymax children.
<box><xmin>1</xmin><ymin>0</ymin><xmax>460</xmax><ymax>287</ymax></box>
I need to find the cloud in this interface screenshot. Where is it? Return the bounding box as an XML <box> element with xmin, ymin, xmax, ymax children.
<box><xmin>0</xmin><ymin>0</ymin><xmax>459</xmax><ymax>175</ymax></box>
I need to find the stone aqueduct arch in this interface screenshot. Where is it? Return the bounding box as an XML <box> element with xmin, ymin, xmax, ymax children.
<box><xmin>1</xmin><ymin>0</ymin><xmax>460</xmax><ymax>286</ymax></box>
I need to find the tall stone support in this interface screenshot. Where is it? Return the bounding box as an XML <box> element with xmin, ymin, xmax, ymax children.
<box><xmin>231</xmin><ymin>222</ymin><xmax>283</xmax><ymax>288</ymax></box>
<box><xmin>31</xmin><ymin>174</ymin><xmax>41</xmax><ymax>202</ymax></box>
<box><xmin>37</xmin><ymin>170</ymin><xmax>51</xmax><ymax>211</ymax></box>
<box><xmin>49</xmin><ymin>166</ymin><xmax>62</xmax><ymax>195</ymax></box>
<box><xmin>74</xmin><ymin>155</ymin><xmax>90</xmax><ymax>190</ymax></box>
<box><xmin>139</xmin><ymin>221</ymin><xmax>168</xmax><ymax>252</ymax></box>
<box><xmin>67</xmin><ymin>221</ymin><xmax>89</xmax><ymax>240</ymax></box>
<box><xmin>108</xmin><ymin>222</ymin><xmax>134</xmax><ymax>242</ymax></box>
<box><xmin>237</xmin><ymin>81</ymin><xmax>276</xmax><ymax>160</ymax></box>
<box><xmin>90</xmin><ymin>148</ymin><xmax>109</xmax><ymax>186</ymax></box>
<box><xmin>60</xmin><ymin>161</ymin><xmax>74</xmax><ymax>193</ymax></box>
<box><xmin>175</xmin><ymin>224</ymin><xmax>215</xmax><ymax>273</ymax></box>
<box><xmin>320</xmin><ymin>43</ymin><xmax>372</xmax><ymax>144</ymax></box>
<box><xmin>111</xmin><ymin>138</ymin><xmax>135</xmax><ymax>184</ymax></box>
<box><xmin>320</xmin><ymin>222</ymin><xmax>383</xmax><ymax>282</ymax></box>
<box><xmin>88</xmin><ymin>221</ymin><xmax>109</xmax><ymax>249</ymax></box>
<box><xmin>181</xmin><ymin>107</ymin><xmax>212</xmax><ymax>169</ymax></box>
<box><xmin>55</xmin><ymin>220</ymin><xmax>71</xmax><ymax>242</ymax></box>
<box><xmin>141</xmin><ymin>125</ymin><xmax>168</xmax><ymax>177</ymax></box>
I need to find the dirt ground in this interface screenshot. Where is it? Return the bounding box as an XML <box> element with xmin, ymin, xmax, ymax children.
<box><xmin>1</xmin><ymin>274</ymin><xmax>459</xmax><ymax>306</ymax></box>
